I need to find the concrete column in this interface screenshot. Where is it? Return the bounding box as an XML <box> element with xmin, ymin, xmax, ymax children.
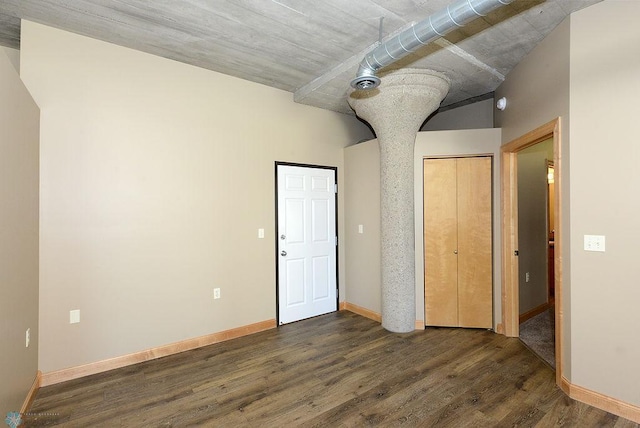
<box><xmin>348</xmin><ymin>69</ymin><xmax>450</xmax><ymax>333</ymax></box>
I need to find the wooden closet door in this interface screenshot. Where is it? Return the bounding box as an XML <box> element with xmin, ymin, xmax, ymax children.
<box><xmin>457</xmin><ymin>157</ymin><xmax>492</xmax><ymax>328</ymax></box>
<box><xmin>424</xmin><ymin>159</ymin><xmax>458</xmax><ymax>326</ymax></box>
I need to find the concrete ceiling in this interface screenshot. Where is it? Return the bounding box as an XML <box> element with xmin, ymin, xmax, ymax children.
<box><xmin>0</xmin><ymin>0</ymin><xmax>601</xmax><ymax>114</ymax></box>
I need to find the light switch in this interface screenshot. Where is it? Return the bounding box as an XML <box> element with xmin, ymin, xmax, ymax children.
<box><xmin>70</xmin><ymin>309</ymin><xmax>80</xmax><ymax>324</ymax></box>
<box><xmin>258</xmin><ymin>228</ymin><xmax>265</xmax><ymax>239</ymax></box>
<box><xmin>358</xmin><ymin>224</ymin><xmax>364</xmax><ymax>234</ymax></box>
<box><xmin>584</xmin><ymin>235</ymin><xmax>605</xmax><ymax>252</ymax></box>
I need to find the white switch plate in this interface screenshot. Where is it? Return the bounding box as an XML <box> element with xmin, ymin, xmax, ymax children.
<box><xmin>584</xmin><ymin>235</ymin><xmax>605</xmax><ymax>252</ymax></box>
<box><xmin>358</xmin><ymin>224</ymin><xmax>364</xmax><ymax>234</ymax></box>
<box><xmin>525</xmin><ymin>272</ymin><xmax>530</xmax><ymax>283</ymax></box>
<box><xmin>70</xmin><ymin>309</ymin><xmax>80</xmax><ymax>324</ymax></box>
<box><xmin>25</xmin><ymin>328</ymin><xmax>30</xmax><ymax>348</ymax></box>
<box><xmin>258</xmin><ymin>228</ymin><xmax>264</xmax><ymax>239</ymax></box>
<box><xmin>213</xmin><ymin>288</ymin><xmax>221</xmax><ymax>299</ymax></box>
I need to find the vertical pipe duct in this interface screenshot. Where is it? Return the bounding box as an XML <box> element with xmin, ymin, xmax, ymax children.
<box><xmin>351</xmin><ymin>0</ymin><xmax>515</xmax><ymax>89</ymax></box>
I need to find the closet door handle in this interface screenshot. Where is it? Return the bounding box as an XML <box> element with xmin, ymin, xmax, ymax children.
<box><xmin>453</xmin><ymin>250</ymin><xmax>458</xmax><ymax>255</ymax></box>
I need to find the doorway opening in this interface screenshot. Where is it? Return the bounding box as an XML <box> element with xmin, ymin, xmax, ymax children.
<box><xmin>516</xmin><ymin>139</ymin><xmax>555</xmax><ymax>368</ymax></box>
<box><xmin>501</xmin><ymin>118</ymin><xmax>565</xmax><ymax>389</ymax></box>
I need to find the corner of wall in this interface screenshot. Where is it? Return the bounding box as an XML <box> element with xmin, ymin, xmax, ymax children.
<box><xmin>1</xmin><ymin>47</ymin><xmax>20</xmax><ymax>74</ymax></box>
<box><xmin>0</xmin><ymin>48</ymin><xmax>40</xmax><ymax>417</ymax></box>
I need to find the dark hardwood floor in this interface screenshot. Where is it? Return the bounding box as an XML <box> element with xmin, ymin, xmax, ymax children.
<box><xmin>26</xmin><ymin>312</ymin><xmax>638</xmax><ymax>427</ymax></box>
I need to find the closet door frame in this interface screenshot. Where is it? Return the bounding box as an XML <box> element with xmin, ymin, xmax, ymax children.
<box><xmin>423</xmin><ymin>155</ymin><xmax>493</xmax><ymax>328</ymax></box>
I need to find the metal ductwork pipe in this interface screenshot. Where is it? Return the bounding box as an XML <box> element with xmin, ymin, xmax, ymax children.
<box><xmin>351</xmin><ymin>0</ymin><xmax>515</xmax><ymax>90</ymax></box>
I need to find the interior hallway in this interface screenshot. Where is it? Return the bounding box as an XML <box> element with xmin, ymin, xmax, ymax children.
<box><xmin>520</xmin><ymin>307</ymin><xmax>556</xmax><ymax>368</ymax></box>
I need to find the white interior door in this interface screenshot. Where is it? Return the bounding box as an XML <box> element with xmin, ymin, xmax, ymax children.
<box><xmin>277</xmin><ymin>164</ymin><xmax>337</xmax><ymax>324</ymax></box>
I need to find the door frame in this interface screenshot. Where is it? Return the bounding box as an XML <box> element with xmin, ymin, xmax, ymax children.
<box><xmin>501</xmin><ymin>117</ymin><xmax>565</xmax><ymax>388</ymax></box>
<box><xmin>274</xmin><ymin>162</ymin><xmax>339</xmax><ymax>326</ymax></box>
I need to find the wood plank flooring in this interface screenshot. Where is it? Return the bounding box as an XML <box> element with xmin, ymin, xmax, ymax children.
<box><xmin>26</xmin><ymin>312</ymin><xmax>639</xmax><ymax>427</ymax></box>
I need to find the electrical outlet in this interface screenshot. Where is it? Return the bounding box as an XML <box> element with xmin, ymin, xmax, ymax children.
<box><xmin>213</xmin><ymin>288</ymin><xmax>221</xmax><ymax>299</ymax></box>
<box><xmin>70</xmin><ymin>309</ymin><xmax>80</xmax><ymax>324</ymax></box>
<box><xmin>525</xmin><ymin>272</ymin><xmax>530</xmax><ymax>283</ymax></box>
<box><xmin>258</xmin><ymin>228</ymin><xmax>265</xmax><ymax>239</ymax></box>
<box><xmin>358</xmin><ymin>224</ymin><xmax>364</xmax><ymax>234</ymax></box>
<box><xmin>25</xmin><ymin>328</ymin><xmax>30</xmax><ymax>348</ymax></box>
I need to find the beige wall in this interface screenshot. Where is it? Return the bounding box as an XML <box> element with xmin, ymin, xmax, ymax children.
<box><xmin>494</xmin><ymin>15</ymin><xmax>571</xmax><ymax>144</ymax></box>
<box><xmin>420</xmin><ymin>98</ymin><xmax>494</xmax><ymax>132</ymax></box>
<box><xmin>344</xmin><ymin>142</ymin><xmax>381</xmax><ymax>313</ymax></box>
<box><xmin>344</xmin><ymin>129</ymin><xmax>502</xmax><ymax>327</ymax></box>
<box><xmin>20</xmin><ymin>21</ymin><xmax>371</xmax><ymax>373</ymax></box>
<box><xmin>496</xmin><ymin>0</ymin><xmax>640</xmax><ymax>408</ymax></box>
<box><xmin>495</xmin><ymin>16</ymin><xmax>572</xmax><ymax>377</ymax></box>
<box><xmin>569</xmin><ymin>0</ymin><xmax>640</xmax><ymax>407</ymax></box>
<box><xmin>0</xmin><ymin>50</ymin><xmax>39</xmax><ymax>415</ymax></box>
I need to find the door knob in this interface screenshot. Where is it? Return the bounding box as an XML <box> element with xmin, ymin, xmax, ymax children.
<box><xmin>281</xmin><ymin>250</ymin><xmax>287</xmax><ymax>256</ymax></box>
<box><xmin>454</xmin><ymin>250</ymin><xmax>458</xmax><ymax>254</ymax></box>
<box><xmin>281</xmin><ymin>235</ymin><xmax>286</xmax><ymax>240</ymax></box>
